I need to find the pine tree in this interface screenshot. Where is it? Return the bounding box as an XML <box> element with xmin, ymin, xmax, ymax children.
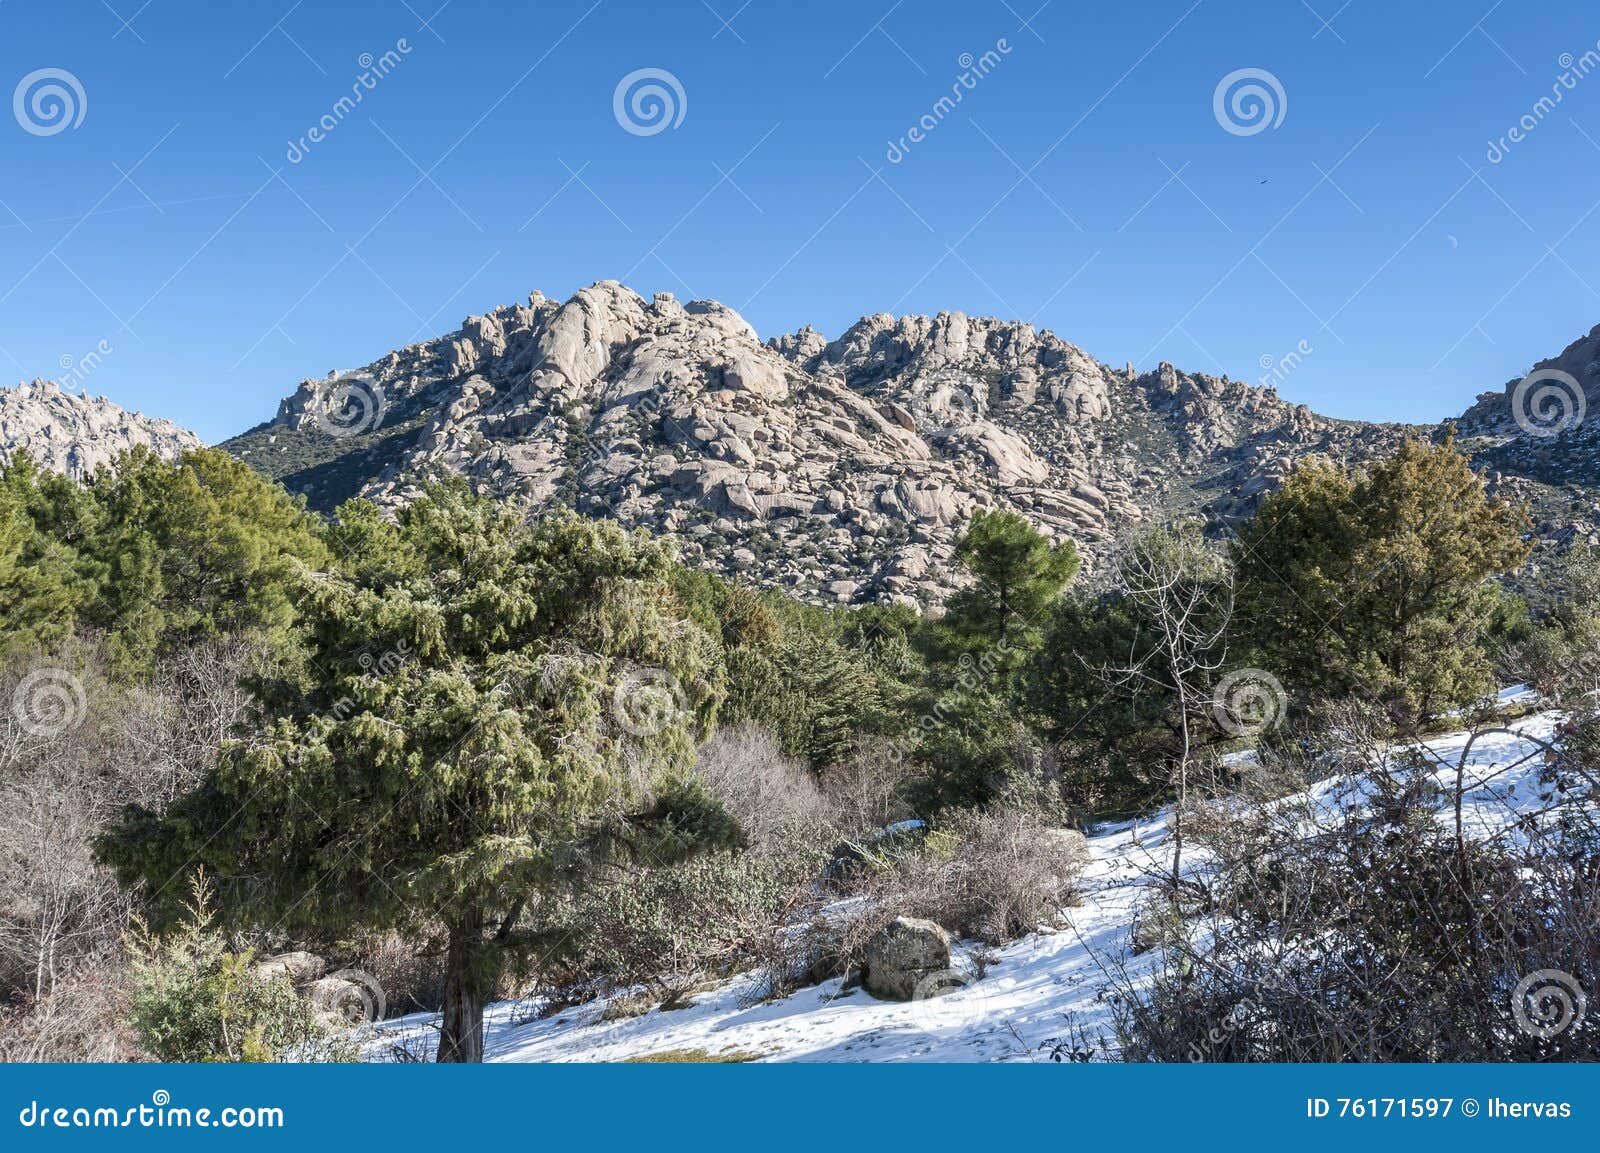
<box><xmin>101</xmin><ymin>479</ymin><xmax>723</xmax><ymax>1062</ymax></box>
<box><xmin>935</xmin><ymin>509</ymin><xmax>1077</xmax><ymax>668</ymax></box>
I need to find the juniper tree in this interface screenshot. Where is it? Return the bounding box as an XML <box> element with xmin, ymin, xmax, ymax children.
<box><xmin>81</xmin><ymin>448</ymin><xmax>328</xmax><ymax>674</ymax></box>
<box><xmin>101</xmin><ymin>479</ymin><xmax>722</xmax><ymax>1062</ymax></box>
<box><xmin>0</xmin><ymin>447</ymin><xmax>327</xmax><ymax>673</ymax></box>
<box><xmin>0</xmin><ymin>452</ymin><xmax>96</xmax><ymax>649</ymax></box>
<box><xmin>1232</xmin><ymin>434</ymin><xmax>1529</xmax><ymax>724</ymax></box>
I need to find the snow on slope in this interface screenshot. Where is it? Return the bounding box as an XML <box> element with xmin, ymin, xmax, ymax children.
<box><xmin>364</xmin><ymin>711</ymin><xmax>1565</xmax><ymax>1064</ymax></box>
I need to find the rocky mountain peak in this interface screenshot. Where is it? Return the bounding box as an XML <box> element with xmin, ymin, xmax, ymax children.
<box><xmin>0</xmin><ymin>379</ymin><xmax>202</xmax><ymax>480</ymax></box>
<box><xmin>1458</xmin><ymin>323</ymin><xmax>1600</xmax><ymax>438</ymax></box>
<box><xmin>224</xmin><ymin>280</ymin><xmax>1412</xmax><ymax>606</ymax></box>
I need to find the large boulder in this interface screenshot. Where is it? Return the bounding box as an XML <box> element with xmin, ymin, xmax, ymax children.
<box><xmin>862</xmin><ymin>916</ymin><xmax>951</xmax><ymax>1001</ymax></box>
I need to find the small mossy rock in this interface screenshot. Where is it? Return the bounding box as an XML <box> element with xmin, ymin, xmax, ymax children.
<box><xmin>252</xmin><ymin>951</ymin><xmax>325</xmax><ymax>985</ymax></box>
<box><xmin>862</xmin><ymin>916</ymin><xmax>951</xmax><ymax>1001</ymax></box>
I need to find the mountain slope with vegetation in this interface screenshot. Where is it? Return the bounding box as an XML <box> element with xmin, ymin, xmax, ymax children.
<box><xmin>221</xmin><ymin>281</ymin><xmax>1416</xmax><ymax>604</ymax></box>
<box><xmin>7</xmin><ymin>283</ymin><xmax>1600</xmax><ymax>606</ymax></box>
<box><xmin>4</xmin><ymin>427</ymin><xmax>1595</xmax><ymax>1064</ymax></box>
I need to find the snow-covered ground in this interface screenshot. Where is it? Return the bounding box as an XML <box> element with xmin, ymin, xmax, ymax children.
<box><xmin>364</xmin><ymin>710</ymin><xmax>1567</xmax><ymax>1063</ymax></box>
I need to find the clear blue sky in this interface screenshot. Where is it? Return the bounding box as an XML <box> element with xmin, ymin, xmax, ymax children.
<box><xmin>3</xmin><ymin>0</ymin><xmax>1600</xmax><ymax>442</ymax></box>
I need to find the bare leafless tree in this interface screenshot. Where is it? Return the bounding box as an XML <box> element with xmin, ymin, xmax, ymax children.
<box><xmin>1102</xmin><ymin>526</ymin><xmax>1233</xmax><ymax>889</ymax></box>
<box><xmin>0</xmin><ymin>637</ymin><xmax>264</xmax><ymax>1057</ymax></box>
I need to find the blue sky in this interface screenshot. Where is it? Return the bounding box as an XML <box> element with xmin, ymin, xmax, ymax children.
<box><xmin>3</xmin><ymin>0</ymin><xmax>1600</xmax><ymax>442</ymax></box>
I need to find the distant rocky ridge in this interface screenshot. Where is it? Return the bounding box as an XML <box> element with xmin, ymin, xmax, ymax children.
<box><xmin>9</xmin><ymin>281</ymin><xmax>1593</xmax><ymax>606</ymax></box>
<box><xmin>1455</xmin><ymin>322</ymin><xmax>1600</xmax><ymax>553</ymax></box>
<box><xmin>223</xmin><ymin>281</ymin><xmax>1413</xmax><ymax>605</ymax></box>
<box><xmin>0</xmin><ymin>379</ymin><xmax>202</xmax><ymax>479</ymax></box>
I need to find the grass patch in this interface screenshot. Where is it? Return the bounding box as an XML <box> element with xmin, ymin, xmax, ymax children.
<box><xmin>622</xmin><ymin>1047</ymin><xmax>760</xmax><ymax>1064</ymax></box>
<box><xmin>600</xmin><ymin>989</ymin><xmax>657</xmax><ymax>1021</ymax></box>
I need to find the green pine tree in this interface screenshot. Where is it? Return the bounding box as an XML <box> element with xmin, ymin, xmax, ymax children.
<box><xmin>935</xmin><ymin>509</ymin><xmax>1077</xmax><ymax>669</ymax></box>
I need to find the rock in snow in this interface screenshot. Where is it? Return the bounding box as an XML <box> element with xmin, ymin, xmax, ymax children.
<box><xmin>862</xmin><ymin>916</ymin><xmax>953</xmax><ymax>1002</ymax></box>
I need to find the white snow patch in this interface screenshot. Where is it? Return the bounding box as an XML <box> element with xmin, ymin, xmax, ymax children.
<box><xmin>362</xmin><ymin>710</ymin><xmax>1571</xmax><ymax>1063</ymax></box>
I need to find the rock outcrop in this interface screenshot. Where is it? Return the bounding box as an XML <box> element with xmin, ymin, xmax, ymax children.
<box><xmin>225</xmin><ymin>281</ymin><xmax>1414</xmax><ymax>605</ymax></box>
<box><xmin>0</xmin><ymin>379</ymin><xmax>201</xmax><ymax>478</ymax></box>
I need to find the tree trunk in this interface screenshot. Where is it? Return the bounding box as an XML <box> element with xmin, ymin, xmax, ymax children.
<box><xmin>1171</xmin><ymin>679</ymin><xmax>1191</xmax><ymax>892</ymax></box>
<box><xmin>437</xmin><ymin>909</ymin><xmax>488</xmax><ymax>1063</ymax></box>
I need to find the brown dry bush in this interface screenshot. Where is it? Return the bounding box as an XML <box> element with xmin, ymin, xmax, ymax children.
<box><xmin>0</xmin><ymin>638</ymin><xmax>263</xmax><ymax>1059</ymax></box>
<box><xmin>348</xmin><ymin>927</ymin><xmax>448</xmax><ymax>1018</ymax></box>
<box><xmin>691</xmin><ymin>723</ymin><xmax>833</xmax><ymax>851</ymax></box>
<box><xmin>0</xmin><ymin>964</ymin><xmax>136</xmax><ymax>1061</ymax></box>
<box><xmin>1115</xmin><ymin>718</ymin><xmax>1600</xmax><ymax>1062</ymax></box>
<box><xmin>819</xmin><ymin>735</ymin><xmax>917</xmax><ymax>835</ymax></box>
<box><xmin>890</xmin><ymin>808</ymin><xmax>1088</xmax><ymax>944</ymax></box>
<box><xmin>766</xmin><ymin>808</ymin><xmax>1090</xmax><ymax>998</ymax></box>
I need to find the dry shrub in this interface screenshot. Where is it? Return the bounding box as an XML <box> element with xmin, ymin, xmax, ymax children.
<box><xmin>819</xmin><ymin>735</ymin><xmax>916</xmax><ymax>835</ymax></box>
<box><xmin>691</xmin><ymin>723</ymin><xmax>832</xmax><ymax>851</ymax></box>
<box><xmin>765</xmin><ymin>808</ymin><xmax>1091</xmax><ymax>998</ymax></box>
<box><xmin>351</xmin><ymin>927</ymin><xmax>447</xmax><ymax>1017</ymax></box>
<box><xmin>881</xmin><ymin>808</ymin><xmax>1087</xmax><ymax>944</ymax></box>
<box><xmin>1116</xmin><ymin>722</ymin><xmax>1600</xmax><ymax>1062</ymax></box>
<box><xmin>0</xmin><ymin>964</ymin><xmax>135</xmax><ymax>1061</ymax></box>
<box><xmin>0</xmin><ymin>637</ymin><xmax>263</xmax><ymax>1058</ymax></box>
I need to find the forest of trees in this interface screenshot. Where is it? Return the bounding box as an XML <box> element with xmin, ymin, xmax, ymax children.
<box><xmin>2</xmin><ymin>434</ymin><xmax>1595</xmax><ymax>1062</ymax></box>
